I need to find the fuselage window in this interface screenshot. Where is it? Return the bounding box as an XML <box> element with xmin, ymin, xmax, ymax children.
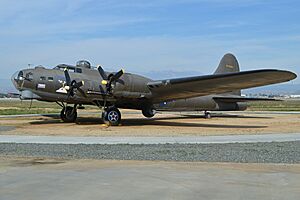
<box><xmin>76</xmin><ymin>68</ymin><xmax>82</xmax><ymax>73</ymax></box>
<box><xmin>40</xmin><ymin>76</ymin><xmax>46</xmax><ymax>81</ymax></box>
<box><xmin>48</xmin><ymin>77</ymin><xmax>54</xmax><ymax>81</ymax></box>
<box><xmin>67</xmin><ymin>68</ymin><xmax>75</xmax><ymax>73</ymax></box>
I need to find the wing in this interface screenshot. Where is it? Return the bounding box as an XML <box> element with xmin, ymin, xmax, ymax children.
<box><xmin>147</xmin><ymin>69</ymin><xmax>296</xmax><ymax>102</ymax></box>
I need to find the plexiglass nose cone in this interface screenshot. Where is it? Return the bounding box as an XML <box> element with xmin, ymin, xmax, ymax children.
<box><xmin>11</xmin><ymin>71</ymin><xmax>24</xmax><ymax>90</ymax></box>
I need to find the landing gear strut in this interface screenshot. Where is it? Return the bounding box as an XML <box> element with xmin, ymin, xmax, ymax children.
<box><xmin>60</xmin><ymin>105</ymin><xmax>77</xmax><ymax>123</ymax></box>
<box><xmin>102</xmin><ymin>106</ymin><xmax>121</xmax><ymax>126</ymax></box>
<box><xmin>204</xmin><ymin>111</ymin><xmax>211</xmax><ymax>119</ymax></box>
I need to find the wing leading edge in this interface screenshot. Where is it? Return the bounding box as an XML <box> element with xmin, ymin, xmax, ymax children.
<box><xmin>147</xmin><ymin>69</ymin><xmax>297</xmax><ymax>102</ymax></box>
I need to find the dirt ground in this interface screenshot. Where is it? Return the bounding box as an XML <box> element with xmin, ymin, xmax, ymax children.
<box><xmin>0</xmin><ymin>110</ymin><xmax>300</xmax><ymax>136</ymax></box>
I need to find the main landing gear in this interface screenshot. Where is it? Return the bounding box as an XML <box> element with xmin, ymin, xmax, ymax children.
<box><xmin>102</xmin><ymin>106</ymin><xmax>121</xmax><ymax>126</ymax></box>
<box><xmin>60</xmin><ymin>105</ymin><xmax>78</xmax><ymax>123</ymax></box>
<box><xmin>57</xmin><ymin>102</ymin><xmax>122</xmax><ymax>126</ymax></box>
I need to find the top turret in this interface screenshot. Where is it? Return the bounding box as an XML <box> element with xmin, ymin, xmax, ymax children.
<box><xmin>76</xmin><ymin>60</ymin><xmax>91</xmax><ymax>69</ymax></box>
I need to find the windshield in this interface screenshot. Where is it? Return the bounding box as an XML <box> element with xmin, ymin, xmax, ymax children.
<box><xmin>54</xmin><ymin>64</ymin><xmax>75</xmax><ymax>72</ymax></box>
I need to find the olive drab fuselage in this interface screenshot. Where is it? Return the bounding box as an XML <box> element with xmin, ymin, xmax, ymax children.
<box><xmin>12</xmin><ymin>61</ymin><xmax>247</xmax><ymax>112</ymax></box>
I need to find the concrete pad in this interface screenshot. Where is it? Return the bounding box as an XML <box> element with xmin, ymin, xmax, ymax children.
<box><xmin>0</xmin><ymin>158</ymin><xmax>299</xmax><ymax>200</ymax></box>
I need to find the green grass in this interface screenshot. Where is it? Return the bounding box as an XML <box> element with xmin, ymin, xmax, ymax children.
<box><xmin>0</xmin><ymin>99</ymin><xmax>299</xmax><ymax>115</ymax></box>
<box><xmin>0</xmin><ymin>109</ymin><xmax>60</xmax><ymax>115</ymax></box>
<box><xmin>0</xmin><ymin>100</ymin><xmax>61</xmax><ymax>109</ymax></box>
<box><xmin>0</xmin><ymin>100</ymin><xmax>61</xmax><ymax>115</ymax></box>
<box><xmin>248</xmin><ymin>100</ymin><xmax>300</xmax><ymax>111</ymax></box>
<box><xmin>0</xmin><ymin>99</ymin><xmax>98</xmax><ymax>115</ymax></box>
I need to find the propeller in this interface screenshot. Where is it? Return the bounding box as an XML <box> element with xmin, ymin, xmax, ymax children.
<box><xmin>97</xmin><ymin>65</ymin><xmax>124</xmax><ymax>94</ymax></box>
<box><xmin>63</xmin><ymin>69</ymin><xmax>86</xmax><ymax>98</ymax></box>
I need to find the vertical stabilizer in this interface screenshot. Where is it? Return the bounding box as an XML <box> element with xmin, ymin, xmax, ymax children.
<box><xmin>214</xmin><ymin>53</ymin><xmax>241</xmax><ymax>96</ymax></box>
<box><xmin>214</xmin><ymin>53</ymin><xmax>240</xmax><ymax>74</ymax></box>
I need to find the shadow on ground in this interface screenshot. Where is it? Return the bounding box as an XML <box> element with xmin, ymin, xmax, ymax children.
<box><xmin>29</xmin><ymin>114</ymin><xmax>268</xmax><ymax>129</ymax></box>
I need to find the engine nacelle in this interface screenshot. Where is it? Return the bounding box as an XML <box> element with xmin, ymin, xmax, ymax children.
<box><xmin>236</xmin><ymin>102</ymin><xmax>247</xmax><ymax>111</ymax></box>
<box><xmin>216</xmin><ymin>101</ymin><xmax>247</xmax><ymax>111</ymax></box>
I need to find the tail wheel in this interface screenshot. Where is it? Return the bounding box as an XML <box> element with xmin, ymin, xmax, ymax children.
<box><xmin>60</xmin><ymin>106</ymin><xmax>77</xmax><ymax>123</ymax></box>
<box><xmin>102</xmin><ymin>106</ymin><xmax>121</xmax><ymax>126</ymax></box>
<box><xmin>204</xmin><ymin>111</ymin><xmax>211</xmax><ymax>119</ymax></box>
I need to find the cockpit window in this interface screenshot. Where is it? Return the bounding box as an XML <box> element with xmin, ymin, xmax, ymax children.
<box><xmin>54</xmin><ymin>64</ymin><xmax>75</xmax><ymax>73</ymax></box>
<box><xmin>40</xmin><ymin>76</ymin><xmax>46</xmax><ymax>81</ymax></box>
<box><xmin>25</xmin><ymin>72</ymin><xmax>33</xmax><ymax>80</ymax></box>
<box><xmin>76</xmin><ymin>68</ymin><xmax>82</xmax><ymax>73</ymax></box>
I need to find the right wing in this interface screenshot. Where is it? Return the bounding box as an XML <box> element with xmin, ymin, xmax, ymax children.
<box><xmin>148</xmin><ymin>69</ymin><xmax>296</xmax><ymax>102</ymax></box>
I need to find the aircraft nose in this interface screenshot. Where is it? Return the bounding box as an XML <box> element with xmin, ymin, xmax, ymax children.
<box><xmin>11</xmin><ymin>70</ymin><xmax>25</xmax><ymax>90</ymax></box>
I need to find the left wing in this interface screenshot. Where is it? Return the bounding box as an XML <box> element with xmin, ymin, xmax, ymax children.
<box><xmin>147</xmin><ymin>69</ymin><xmax>296</xmax><ymax>102</ymax></box>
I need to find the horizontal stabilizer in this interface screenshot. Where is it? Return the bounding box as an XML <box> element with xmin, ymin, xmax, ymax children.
<box><xmin>213</xmin><ymin>96</ymin><xmax>281</xmax><ymax>103</ymax></box>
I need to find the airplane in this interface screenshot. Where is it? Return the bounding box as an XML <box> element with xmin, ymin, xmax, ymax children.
<box><xmin>12</xmin><ymin>53</ymin><xmax>297</xmax><ymax>126</ymax></box>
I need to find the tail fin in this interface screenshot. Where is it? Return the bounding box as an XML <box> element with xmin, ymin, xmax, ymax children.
<box><xmin>214</xmin><ymin>53</ymin><xmax>240</xmax><ymax>74</ymax></box>
<box><xmin>214</xmin><ymin>53</ymin><xmax>241</xmax><ymax>96</ymax></box>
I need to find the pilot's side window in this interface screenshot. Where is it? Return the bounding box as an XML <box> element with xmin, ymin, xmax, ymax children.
<box><xmin>76</xmin><ymin>68</ymin><xmax>82</xmax><ymax>73</ymax></box>
<box><xmin>48</xmin><ymin>77</ymin><xmax>54</xmax><ymax>81</ymax></box>
<box><xmin>40</xmin><ymin>76</ymin><xmax>46</xmax><ymax>81</ymax></box>
<box><xmin>26</xmin><ymin>72</ymin><xmax>33</xmax><ymax>80</ymax></box>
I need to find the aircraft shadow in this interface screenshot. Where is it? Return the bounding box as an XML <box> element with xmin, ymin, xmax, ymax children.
<box><xmin>30</xmin><ymin>115</ymin><xmax>268</xmax><ymax>129</ymax></box>
<box><xmin>180</xmin><ymin>114</ymin><xmax>272</xmax><ymax>119</ymax></box>
<box><xmin>121</xmin><ymin>118</ymin><xmax>267</xmax><ymax>128</ymax></box>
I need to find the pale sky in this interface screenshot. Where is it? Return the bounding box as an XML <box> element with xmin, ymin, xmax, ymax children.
<box><xmin>0</xmin><ymin>0</ymin><xmax>299</xmax><ymax>83</ymax></box>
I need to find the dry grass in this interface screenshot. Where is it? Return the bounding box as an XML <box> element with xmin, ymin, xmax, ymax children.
<box><xmin>248</xmin><ymin>99</ymin><xmax>300</xmax><ymax>111</ymax></box>
<box><xmin>0</xmin><ymin>98</ymin><xmax>299</xmax><ymax>115</ymax></box>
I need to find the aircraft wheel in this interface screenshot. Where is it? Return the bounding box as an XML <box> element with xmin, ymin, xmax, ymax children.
<box><xmin>60</xmin><ymin>106</ymin><xmax>77</xmax><ymax>123</ymax></box>
<box><xmin>142</xmin><ymin>106</ymin><xmax>156</xmax><ymax>118</ymax></box>
<box><xmin>204</xmin><ymin>111</ymin><xmax>211</xmax><ymax>119</ymax></box>
<box><xmin>102</xmin><ymin>107</ymin><xmax>121</xmax><ymax>126</ymax></box>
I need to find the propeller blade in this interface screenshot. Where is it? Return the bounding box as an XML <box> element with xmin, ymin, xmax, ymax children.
<box><xmin>97</xmin><ymin>65</ymin><xmax>108</xmax><ymax>80</ymax></box>
<box><xmin>110</xmin><ymin>69</ymin><xmax>124</xmax><ymax>82</ymax></box>
<box><xmin>67</xmin><ymin>81</ymin><xmax>85</xmax><ymax>98</ymax></box>
<box><xmin>74</xmin><ymin>81</ymin><xmax>84</xmax><ymax>88</ymax></box>
<box><xmin>97</xmin><ymin>66</ymin><xmax>124</xmax><ymax>95</ymax></box>
<box><xmin>64</xmin><ymin>69</ymin><xmax>71</xmax><ymax>85</ymax></box>
<box><xmin>67</xmin><ymin>90</ymin><xmax>73</xmax><ymax>98</ymax></box>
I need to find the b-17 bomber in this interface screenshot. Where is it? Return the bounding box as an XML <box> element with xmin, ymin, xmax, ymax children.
<box><xmin>12</xmin><ymin>53</ymin><xmax>297</xmax><ymax>126</ymax></box>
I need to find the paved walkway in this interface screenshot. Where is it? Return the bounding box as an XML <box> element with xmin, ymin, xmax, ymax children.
<box><xmin>1</xmin><ymin>159</ymin><xmax>299</xmax><ymax>200</ymax></box>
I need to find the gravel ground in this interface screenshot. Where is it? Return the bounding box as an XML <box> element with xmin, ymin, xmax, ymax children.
<box><xmin>0</xmin><ymin>141</ymin><xmax>300</xmax><ymax>163</ymax></box>
<box><xmin>0</xmin><ymin>126</ymin><xmax>15</xmax><ymax>132</ymax></box>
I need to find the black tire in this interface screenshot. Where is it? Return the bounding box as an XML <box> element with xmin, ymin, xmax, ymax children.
<box><xmin>60</xmin><ymin>106</ymin><xmax>77</xmax><ymax>123</ymax></box>
<box><xmin>102</xmin><ymin>107</ymin><xmax>121</xmax><ymax>126</ymax></box>
<box><xmin>204</xmin><ymin>112</ymin><xmax>211</xmax><ymax>119</ymax></box>
<box><xmin>142</xmin><ymin>106</ymin><xmax>156</xmax><ymax>118</ymax></box>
